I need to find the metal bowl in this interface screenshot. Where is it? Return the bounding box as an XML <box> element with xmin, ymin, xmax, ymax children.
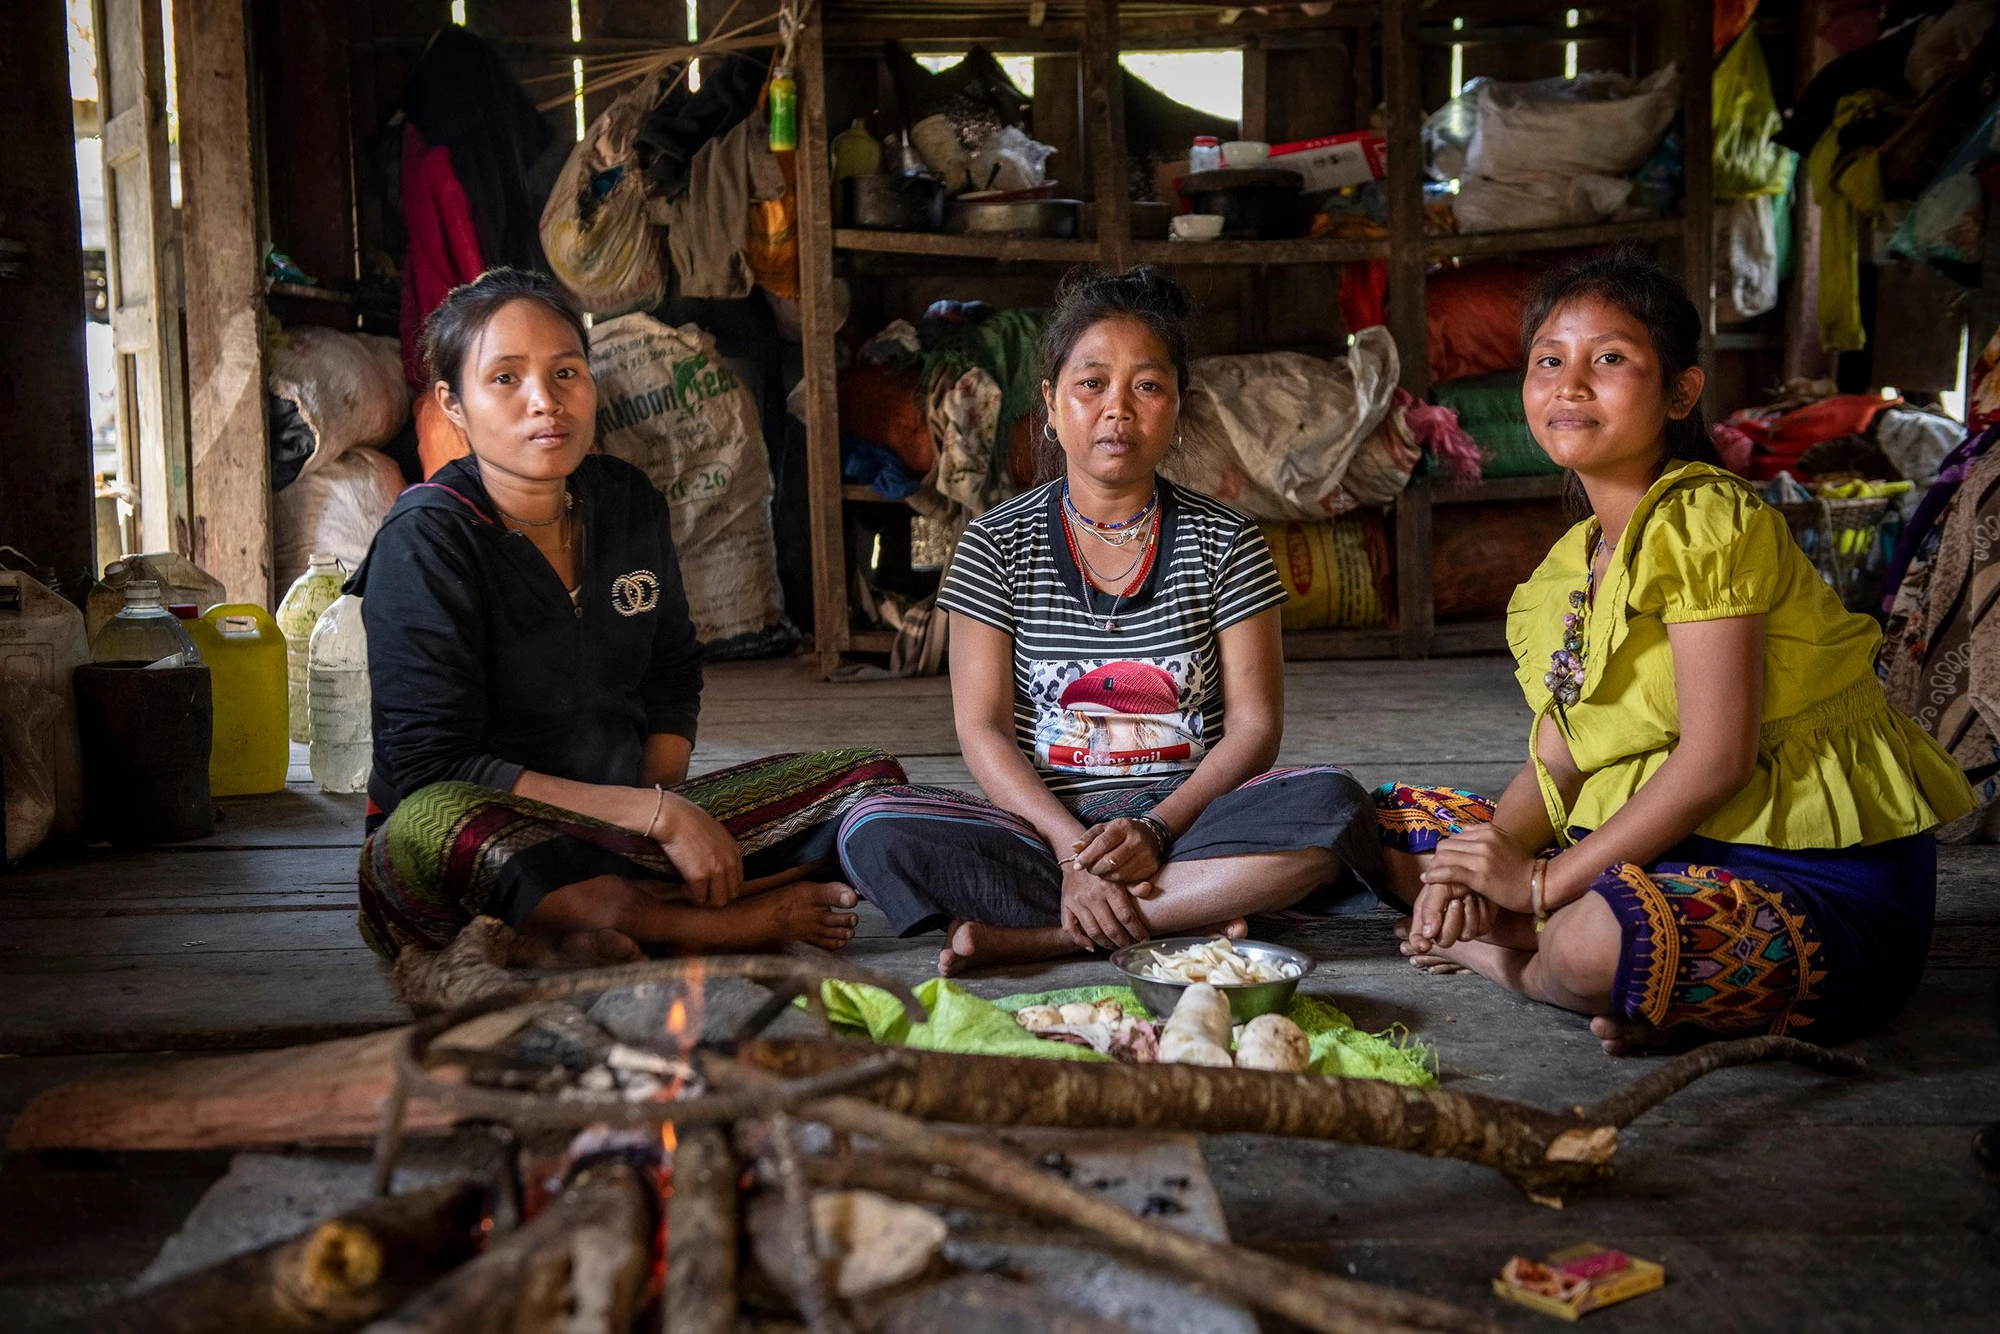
<box><xmin>1108</xmin><ymin>937</ymin><xmax>1315</xmax><ymax>1023</ymax></box>
<box><xmin>943</xmin><ymin>198</ymin><xmax>1080</xmax><ymax>237</ymax></box>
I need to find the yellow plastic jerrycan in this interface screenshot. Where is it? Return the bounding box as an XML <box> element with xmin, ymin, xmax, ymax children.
<box><xmin>180</xmin><ymin>603</ymin><xmax>290</xmax><ymax>796</ymax></box>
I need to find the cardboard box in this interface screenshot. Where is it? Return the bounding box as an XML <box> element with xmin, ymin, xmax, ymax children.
<box><xmin>1493</xmin><ymin>1244</ymin><xmax>1665</xmax><ymax>1320</ymax></box>
<box><xmin>1268</xmin><ymin>132</ymin><xmax>1388</xmax><ymax>193</ymax></box>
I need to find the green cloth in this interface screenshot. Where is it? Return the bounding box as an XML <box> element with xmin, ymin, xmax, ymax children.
<box><xmin>812</xmin><ymin>978</ymin><xmax>1436</xmax><ymax>1088</ymax></box>
<box><xmin>921</xmin><ymin>307</ymin><xmax>1048</xmax><ymax>460</ymax></box>
<box><xmin>1430</xmin><ymin>372</ymin><xmax>1560</xmax><ymax>478</ymax></box>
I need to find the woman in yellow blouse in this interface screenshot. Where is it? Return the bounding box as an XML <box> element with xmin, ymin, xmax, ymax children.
<box><xmin>1380</xmin><ymin>248</ymin><xmax>1975</xmax><ymax>1054</ymax></box>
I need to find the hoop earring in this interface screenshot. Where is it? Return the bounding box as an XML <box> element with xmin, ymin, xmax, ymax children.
<box><xmin>1043</xmin><ymin>421</ymin><xmax>1060</xmax><ymax>444</ymax></box>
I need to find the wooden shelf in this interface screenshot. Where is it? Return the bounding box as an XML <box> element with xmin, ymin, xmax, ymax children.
<box><xmin>1426</xmin><ymin>216</ymin><xmax>1683</xmax><ymax>260</ymax></box>
<box><xmin>834</xmin><ymin>229</ymin><xmax>1096</xmax><ymax>262</ymax></box>
<box><xmin>841</xmin><ymin>484</ymin><xmax>906</xmax><ymax>504</ymax></box>
<box><xmin>848</xmin><ymin>629</ymin><xmax>898</xmax><ymax>654</ymax></box>
<box><xmin>1129</xmin><ymin>237</ymin><xmax>1388</xmax><ymax>265</ymax></box>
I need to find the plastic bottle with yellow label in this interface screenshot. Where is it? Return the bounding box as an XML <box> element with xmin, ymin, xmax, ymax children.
<box><xmin>176</xmin><ymin>603</ymin><xmax>291</xmax><ymax>796</ymax></box>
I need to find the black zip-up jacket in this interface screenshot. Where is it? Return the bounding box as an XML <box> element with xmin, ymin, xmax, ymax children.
<box><xmin>346</xmin><ymin>453</ymin><xmax>703</xmax><ymax>820</ymax></box>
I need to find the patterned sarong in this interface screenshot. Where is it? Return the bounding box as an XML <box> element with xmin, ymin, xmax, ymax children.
<box><xmin>1371</xmin><ymin>783</ymin><xmax>1933</xmax><ymax>1041</ymax></box>
<box><xmin>358</xmin><ymin>748</ymin><xmax>906</xmax><ymax>958</ymax></box>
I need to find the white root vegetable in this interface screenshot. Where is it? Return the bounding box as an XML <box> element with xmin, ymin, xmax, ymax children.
<box><xmin>1163</xmin><ymin>983</ymin><xmax>1232</xmax><ymax>1049</ymax></box>
<box><xmin>1013</xmin><ymin>1006</ymin><xmax>1064</xmax><ymax>1032</ymax></box>
<box><xmin>1058</xmin><ymin>1002</ymin><xmax>1100</xmax><ymax>1026</ymax></box>
<box><xmin>1090</xmin><ymin>1000</ymin><xmax>1124</xmax><ymax>1025</ymax></box>
<box><xmin>1159</xmin><ymin>1028</ymin><xmax>1235</xmax><ymax>1068</ymax></box>
<box><xmin>1234</xmin><ymin>1014</ymin><xmax>1311</xmax><ymax>1073</ymax></box>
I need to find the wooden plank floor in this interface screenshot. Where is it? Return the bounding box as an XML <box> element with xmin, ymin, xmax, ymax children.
<box><xmin>3</xmin><ymin>655</ymin><xmax>1996</xmax><ymax>1330</ymax></box>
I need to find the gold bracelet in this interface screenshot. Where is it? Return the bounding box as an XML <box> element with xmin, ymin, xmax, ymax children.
<box><xmin>645</xmin><ymin>783</ymin><xmax>668</xmax><ymax>840</ymax></box>
<box><xmin>1530</xmin><ymin>858</ymin><xmax>1549</xmax><ymax>933</ymax></box>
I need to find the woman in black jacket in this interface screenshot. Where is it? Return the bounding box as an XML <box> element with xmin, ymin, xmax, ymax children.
<box><xmin>349</xmin><ymin>269</ymin><xmax>902</xmax><ymax>965</ymax></box>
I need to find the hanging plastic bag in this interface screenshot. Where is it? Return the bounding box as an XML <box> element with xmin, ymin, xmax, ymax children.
<box><xmin>1713</xmin><ymin>31</ymin><xmax>1794</xmax><ymax>198</ymax></box>
<box><xmin>540</xmin><ymin>72</ymin><xmax>667</xmax><ymax>318</ymax></box>
<box><xmin>1714</xmin><ymin>195</ymin><xmax>1781</xmax><ymax>323</ymax></box>
<box><xmin>0</xmin><ymin>677</ymin><xmax>61</xmax><ymax>861</ymax></box>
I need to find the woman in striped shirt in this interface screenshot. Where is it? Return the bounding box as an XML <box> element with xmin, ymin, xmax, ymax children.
<box><xmin>838</xmin><ymin>267</ymin><xmax>1381</xmax><ymax>974</ymax></box>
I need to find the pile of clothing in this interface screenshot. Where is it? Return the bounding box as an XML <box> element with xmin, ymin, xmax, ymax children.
<box><xmin>1777</xmin><ymin>0</ymin><xmax>1998</xmax><ymax>350</ymax></box>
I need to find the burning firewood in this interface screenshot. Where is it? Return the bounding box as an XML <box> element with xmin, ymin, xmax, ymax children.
<box><xmin>733</xmin><ymin>1034</ymin><xmax>1865</xmax><ymax>1202</ymax></box>
<box><xmin>361</xmin><ymin>1158</ymin><xmax>655</xmax><ymax>1334</ymax></box>
<box><xmin>79</xmin><ymin>1181</ymin><xmax>485</xmax><ymax>1333</ymax></box>
<box><xmin>665</xmin><ymin>1124</ymin><xmax>739</xmax><ymax>1334</ymax></box>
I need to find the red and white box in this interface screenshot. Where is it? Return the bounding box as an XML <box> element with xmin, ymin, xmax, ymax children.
<box><xmin>1269</xmin><ymin>132</ymin><xmax>1388</xmax><ymax>192</ymax></box>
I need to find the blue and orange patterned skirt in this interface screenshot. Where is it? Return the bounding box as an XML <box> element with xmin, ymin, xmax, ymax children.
<box><xmin>357</xmin><ymin>749</ymin><xmax>907</xmax><ymax>959</ymax></box>
<box><xmin>1374</xmin><ymin>783</ymin><xmax>1937</xmax><ymax>1042</ymax></box>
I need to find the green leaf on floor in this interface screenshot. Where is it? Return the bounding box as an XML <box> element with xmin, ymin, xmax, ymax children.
<box><xmin>806</xmin><ymin>978</ymin><xmax>1436</xmax><ymax>1086</ymax></box>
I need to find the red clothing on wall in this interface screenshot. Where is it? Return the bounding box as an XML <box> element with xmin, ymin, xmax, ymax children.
<box><xmin>399</xmin><ymin>122</ymin><xmax>485</xmax><ymax>388</ymax></box>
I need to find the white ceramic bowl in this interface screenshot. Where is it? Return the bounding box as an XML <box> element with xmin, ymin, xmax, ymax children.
<box><xmin>1221</xmin><ymin>139</ymin><xmax>1271</xmax><ymax>168</ymax></box>
<box><xmin>1169</xmin><ymin>212</ymin><xmax>1226</xmax><ymax>242</ymax></box>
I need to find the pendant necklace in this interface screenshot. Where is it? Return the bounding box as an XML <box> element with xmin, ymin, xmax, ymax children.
<box><xmin>496</xmin><ymin>489</ymin><xmax>576</xmax><ymax>552</ymax></box>
<box><xmin>1545</xmin><ymin>528</ymin><xmax>1611</xmax><ymax>731</ymax></box>
<box><xmin>1061</xmin><ymin>506</ymin><xmax>1159</xmax><ymax>633</ymax></box>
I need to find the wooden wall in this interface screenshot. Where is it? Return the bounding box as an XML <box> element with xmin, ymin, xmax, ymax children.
<box><xmin>0</xmin><ymin>0</ymin><xmax>96</xmax><ymax>584</ymax></box>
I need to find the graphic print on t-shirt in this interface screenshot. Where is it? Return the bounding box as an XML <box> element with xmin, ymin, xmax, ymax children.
<box><xmin>1030</xmin><ymin>657</ymin><xmax>1205</xmax><ymax>776</ymax></box>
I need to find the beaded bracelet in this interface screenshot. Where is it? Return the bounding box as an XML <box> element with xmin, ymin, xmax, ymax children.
<box><xmin>1133</xmin><ymin>813</ymin><xmax>1175</xmax><ymax>859</ymax></box>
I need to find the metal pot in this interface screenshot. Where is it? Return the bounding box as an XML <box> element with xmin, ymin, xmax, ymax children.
<box><xmin>841</xmin><ymin>174</ymin><xmax>945</xmax><ymax>231</ymax></box>
<box><xmin>944</xmin><ymin>198</ymin><xmax>1080</xmax><ymax>237</ymax></box>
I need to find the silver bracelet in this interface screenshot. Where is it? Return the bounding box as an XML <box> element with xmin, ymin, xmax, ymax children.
<box><xmin>646</xmin><ymin>783</ymin><xmax>668</xmax><ymax>840</ymax></box>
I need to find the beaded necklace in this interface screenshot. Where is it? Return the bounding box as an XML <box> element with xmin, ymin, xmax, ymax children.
<box><xmin>1060</xmin><ymin>506</ymin><xmax>1160</xmax><ymax>634</ymax></box>
<box><xmin>1062</xmin><ymin>481</ymin><xmax>1157</xmax><ymax>548</ymax></box>
<box><xmin>1546</xmin><ymin>528</ymin><xmax>1612</xmax><ymax>729</ymax></box>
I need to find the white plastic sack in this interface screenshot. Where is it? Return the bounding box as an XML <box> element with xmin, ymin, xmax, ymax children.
<box><xmin>965</xmin><ymin>125</ymin><xmax>1055</xmax><ymax>195</ymax></box>
<box><xmin>1876</xmin><ymin>406</ymin><xmax>1966</xmax><ymax>496</ymax></box>
<box><xmin>541</xmin><ymin>72</ymin><xmax>666</xmax><ymax>318</ymax></box>
<box><xmin>1714</xmin><ymin>195</ymin><xmax>1781</xmax><ymax>324</ymax></box>
<box><xmin>589</xmin><ymin>313</ymin><xmax>787</xmax><ymax>647</ymax></box>
<box><xmin>266</xmin><ymin>329</ymin><xmax>410</xmax><ymax>478</ymax></box>
<box><xmin>1160</xmin><ymin>327</ymin><xmax>1402</xmax><ymax>523</ymax></box>
<box><xmin>1454</xmin><ymin>172</ymin><xmax>1637</xmax><ymax>232</ymax></box>
<box><xmin>273</xmin><ymin>446</ymin><xmax>404</xmax><ymax>589</ymax></box>
<box><xmin>1465</xmin><ymin>65</ymin><xmax>1680</xmax><ymax>181</ymax></box>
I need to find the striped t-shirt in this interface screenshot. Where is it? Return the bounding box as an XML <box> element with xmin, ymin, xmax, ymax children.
<box><xmin>938</xmin><ymin>478</ymin><xmax>1288</xmax><ymax>798</ymax></box>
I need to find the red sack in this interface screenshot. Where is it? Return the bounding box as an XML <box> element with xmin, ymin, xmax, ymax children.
<box><xmin>1731</xmin><ymin>394</ymin><xmax>1898</xmax><ymax>479</ymax></box>
<box><xmin>1427</xmin><ymin>266</ymin><xmax>1539</xmax><ymax>382</ymax></box>
<box><xmin>838</xmin><ymin>364</ymin><xmax>935</xmax><ymax>475</ymax></box>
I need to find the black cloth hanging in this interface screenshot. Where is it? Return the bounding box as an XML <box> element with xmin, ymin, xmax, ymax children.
<box><xmin>402</xmin><ymin>26</ymin><xmax>554</xmax><ymax>273</ymax></box>
<box><xmin>634</xmin><ymin>51</ymin><xmax>769</xmax><ymax>201</ymax></box>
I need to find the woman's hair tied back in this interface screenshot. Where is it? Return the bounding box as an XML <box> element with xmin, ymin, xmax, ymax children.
<box><xmin>422</xmin><ymin>267</ymin><xmax>591</xmax><ymax>395</ymax></box>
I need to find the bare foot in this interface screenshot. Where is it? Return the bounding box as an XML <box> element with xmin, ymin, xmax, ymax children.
<box><xmin>1393</xmin><ymin>916</ymin><xmax>1467</xmax><ymax>973</ymax></box>
<box><xmin>1589</xmin><ymin>1013</ymin><xmax>1710</xmax><ymax>1057</ymax></box>
<box><xmin>625</xmin><ymin>880</ymin><xmax>860</xmax><ymax>953</ymax></box>
<box><xmin>937</xmin><ymin>920</ymin><xmax>1078</xmax><ymax>976</ymax></box>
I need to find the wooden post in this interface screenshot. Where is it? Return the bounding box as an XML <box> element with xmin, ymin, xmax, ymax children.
<box><xmin>1032</xmin><ymin>55</ymin><xmax>1083</xmax><ymax>198</ymax></box>
<box><xmin>1673</xmin><ymin>0</ymin><xmax>1716</xmax><ymax>412</ymax></box>
<box><xmin>795</xmin><ymin>7</ymin><xmax>849</xmax><ymax>679</ymax></box>
<box><xmin>1352</xmin><ymin>23</ymin><xmax>1374</xmax><ymax>129</ymax></box>
<box><xmin>1382</xmin><ymin>0</ymin><xmax>1432</xmax><ymax>659</ymax></box>
<box><xmin>1240</xmin><ymin>42</ymin><xmax>1268</xmax><ymax>142</ymax></box>
<box><xmin>1081</xmin><ymin>0</ymin><xmax>1129</xmax><ymax>272</ymax></box>
<box><xmin>0</xmin><ymin>0</ymin><xmax>97</xmax><ymax>584</ymax></box>
<box><xmin>175</xmin><ymin>0</ymin><xmax>273</xmax><ymax>607</ymax></box>
<box><xmin>95</xmin><ymin>0</ymin><xmax>193</xmax><ymax>556</ymax></box>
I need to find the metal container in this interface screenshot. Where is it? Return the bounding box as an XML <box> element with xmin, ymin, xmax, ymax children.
<box><xmin>944</xmin><ymin>198</ymin><xmax>1080</xmax><ymax>237</ymax></box>
<box><xmin>1108</xmin><ymin>937</ymin><xmax>1314</xmax><ymax>1023</ymax></box>
<box><xmin>841</xmin><ymin>174</ymin><xmax>945</xmax><ymax>231</ymax></box>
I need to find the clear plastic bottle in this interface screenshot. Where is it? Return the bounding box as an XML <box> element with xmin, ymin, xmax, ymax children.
<box><xmin>307</xmin><ymin>594</ymin><xmax>371</xmax><ymax>794</ymax></box>
<box><xmin>91</xmin><ymin>580</ymin><xmax>203</xmax><ymax>667</ymax></box>
<box><xmin>1190</xmin><ymin>135</ymin><xmax>1222</xmax><ymax>173</ymax></box>
<box><xmin>276</xmin><ymin>555</ymin><xmax>347</xmax><ymax>743</ymax></box>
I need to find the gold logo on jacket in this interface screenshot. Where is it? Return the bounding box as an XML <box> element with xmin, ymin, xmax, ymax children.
<box><xmin>611</xmin><ymin>570</ymin><xmax>660</xmax><ymax>616</ymax></box>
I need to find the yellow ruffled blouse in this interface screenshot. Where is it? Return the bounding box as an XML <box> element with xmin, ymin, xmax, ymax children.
<box><xmin>1506</xmin><ymin>461</ymin><xmax>1976</xmax><ymax>849</ymax></box>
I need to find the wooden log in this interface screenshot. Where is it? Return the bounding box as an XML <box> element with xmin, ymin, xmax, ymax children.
<box><xmin>362</xmin><ymin>1160</ymin><xmax>655</xmax><ymax>1334</ymax></box>
<box><xmin>866</xmin><ymin>1273</ymin><xmax>1134</xmax><ymax>1334</ymax></box>
<box><xmin>737</xmin><ymin>1034</ymin><xmax>1864</xmax><ymax>1201</ymax></box>
<box><xmin>77</xmin><ymin>1181</ymin><xmax>484</xmax><ymax>1333</ymax></box>
<box><xmin>666</xmin><ymin>1124</ymin><xmax>740</xmax><ymax>1334</ymax></box>
<box><xmin>6</xmin><ymin>1027</ymin><xmax>454</xmax><ymax>1152</ymax></box>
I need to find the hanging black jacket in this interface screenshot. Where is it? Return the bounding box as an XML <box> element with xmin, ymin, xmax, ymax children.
<box><xmin>346</xmin><ymin>453</ymin><xmax>703</xmax><ymax>821</ymax></box>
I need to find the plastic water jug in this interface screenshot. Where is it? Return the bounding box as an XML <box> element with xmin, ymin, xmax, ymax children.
<box><xmin>276</xmin><ymin>555</ymin><xmax>347</xmax><ymax>743</ymax></box>
<box><xmin>0</xmin><ymin>570</ymin><xmax>88</xmax><ymax>836</ymax></box>
<box><xmin>178</xmin><ymin>604</ymin><xmax>289</xmax><ymax>796</ymax></box>
<box><xmin>92</xmin><ymin>580</ymin><xmax>202</xmax><ymax>667</ymax></box>
<box><xmin>308</xmin><ymin>594</ymin><xmax>371</xmax><ymax>794</ymax></box>
<box><xmin>91</xmin><ymin>553</ymin><xmax>228</xmax><ymax>639</ymax></box>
